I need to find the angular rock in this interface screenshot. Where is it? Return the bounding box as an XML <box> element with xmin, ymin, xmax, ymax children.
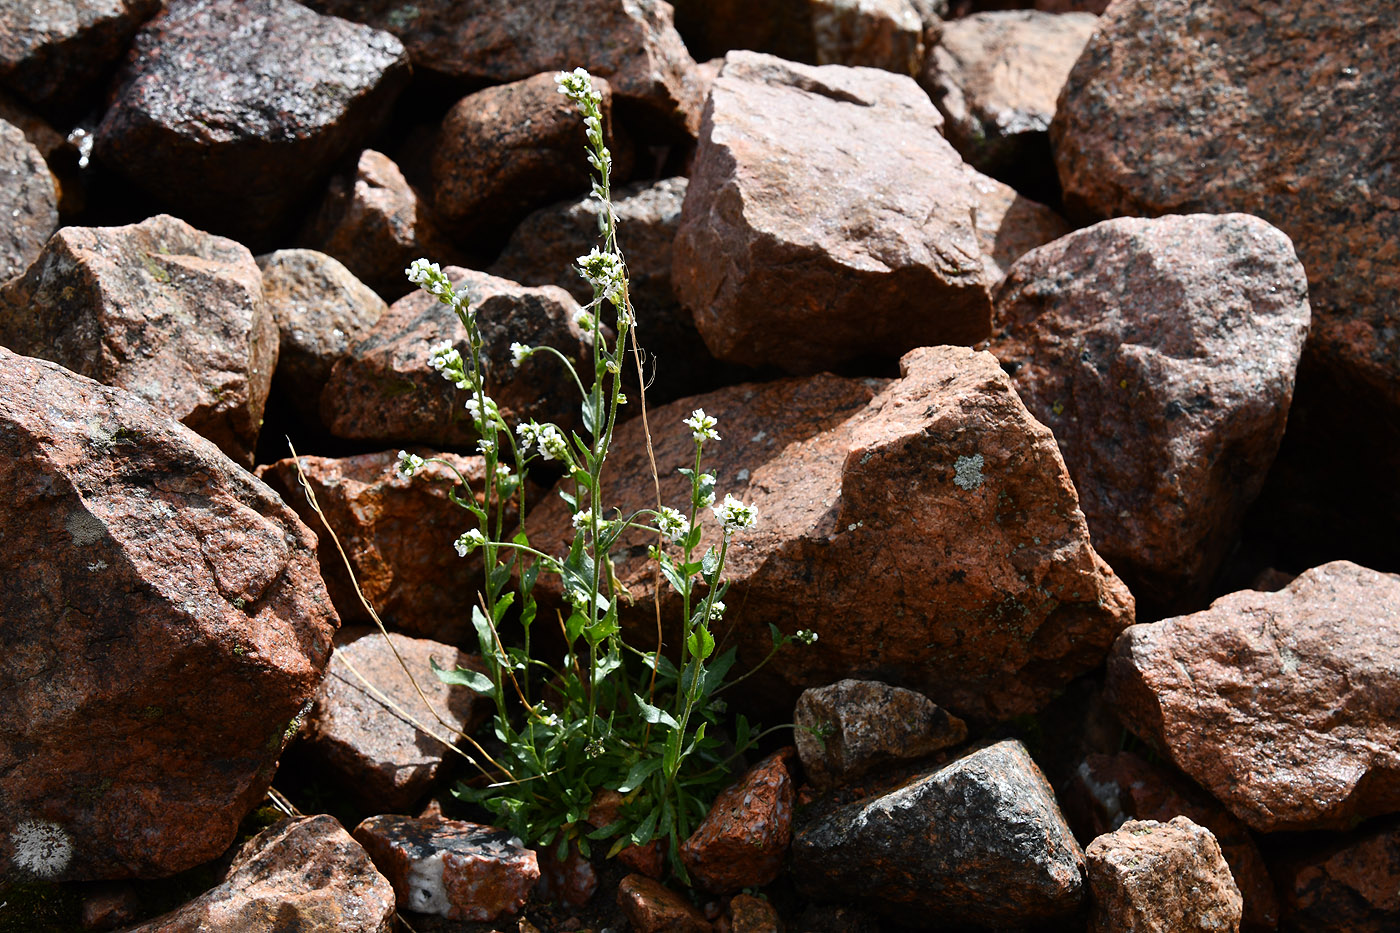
<box><xmin>812</xmin><ymin>0</ymin><xmax>926</xmax><ymax>75</ymax></box>
<box><xmin>353</xmin><ymin>815</ymin><xmax>539</xmax><ymax>922</ymax></box>
<box><xmin>299</xmin><ymin>629</ymin><xmax>491</xmax><ymax>811</ymax></box>
<box><xmin>257</xmin><ymin>249</ymin><xmax>387</xmax><ymax>428</ymax></box>
<box><xmin>720</xmin><ymin>893</ymin><xmax>783</xmax><ymax>933</ymax></box>
<box><xmin>306</xmin><ymin>0</ymin><xmax>703</xmax><ymax>138</ymax></box>
<box><xmin>0</xmin><ymin>0</ymin><xmax>161</xmax><ymax>116</ymax></box>
<box><xmin>431</xmin><ymin>72</ymin><xmax>621</xmax><ymax>245</ymax></box>
<box><xmin>0</xmin><ymin>92</ymin><xmax>84</xmax><ymax>215</ymax></box>
<box><xmin>257</xmin><ymin>450</ymin><xmax>500</xmax><ymax>640</ymax></box>
<box><xmin>1064</xmin><ymin>751</ymin><xmax>1277</xmax><ymax>932</ymax></box>
<box><xmin>792</xmin><ymin>739</ymin><xmax>1085</xmax><ymax>927</ymax></box>
<box><xmin>94</xmin><ymin>0</ymin><xmax>410</xmax><ymax>244</ymax></box>
<box><xmin>1105</xmin><ymin>561</ymin><xmax>1400</xmax><ymax>833</ymax></box>
<box><xmin>1052</xmin><ymin>0</ymin><xmax>1400</xmax><ymax>421</ymax></box>
<box><xmin>80</xmin><ymin>883</ymin><xmax>141</xmax><ymax>930</ymax></box>
<box><xmin>586</xmin><ymin>790</ymin><xmax>666</xmax><ymax>879</ymax></box>
<box><xmin>991</xmin><ymin>213</ymin><xmax>1310</xmax><ymax>612</ymax></box>
<box><xmin>616</xmin><ymin>874</ymin><xmax>713</xmax><ymax>933</ymax></box>
<box><xmin>674</xmin><ymin>52</ymin><xmax>992</xmax><ymax>373</ymax></box>
<box><xmin>1274</xmin><ymin>818</ymin><xmax>1400</xmax><ymax>933</ymax></box>
<box><xmin>924</xmin><ymin>11</ymin><xmax>1097</xmax><ymax>184</ymax></box>
<box><xmin>794</xmin><ymin>679</ymin><xmax>967</xmax><ymax>790</ymax></box>
<box><xmin>1086</xmin><ymin>817</ymin><xmax>1243</xmax><ymax>933</ymax></box>
<box><xmin>533</xmin><ymin>842</ymin><xmax>598</xmax><ymax>909</ymax></box>
<box><xmin>300</xmin><ymin>149</ymin><xmax>457</xmax><ymax>301</ymax></box>
<box><xmin>966</xmin><ymin>168</ymin><xmax>1072</xmax><ymax>286</ymax></box>
<box><xmin>0</xmin><ymin>116</ymin><xmax>57</xmax><ymax>282</ymax></box>
<box><xmin>680</xmin><ymin>750</ymin><xmax>795</xmax><ymax>894</ymax></box>
<box><xmin>0</xmin><ymin>349</ymin><xmax>338</xmax><ymax>880</ymax></box>
<box><xmin>532</xmin><ymin>346</ymin><xmax>1134</xmax><ymax>722</ymax></box>
<box><xmin>121</xmin><ymin>816</ymin><xmax>395</xmax><ymax>932</ymax></box>
<box><xmin>0</xmin><ymin>214</ymin><xmax>275</xmax><ymax>465</ymax></box>
<box><xmin>323</xmin><ymin>268</ymin><xmax>592</xmax><ymax>447</ymax></box>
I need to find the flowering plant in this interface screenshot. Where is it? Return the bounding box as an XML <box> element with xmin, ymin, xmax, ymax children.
<box><xmin>396</xmin><ymin>68</ymin><xmax>813</xmax><ymax>876</ymax></box>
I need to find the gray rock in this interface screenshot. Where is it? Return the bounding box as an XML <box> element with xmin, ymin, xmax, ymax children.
<box><xmin>0</xmin><ymin>116</ymin><xmax>57</xmax><ymax>282</ymax></box>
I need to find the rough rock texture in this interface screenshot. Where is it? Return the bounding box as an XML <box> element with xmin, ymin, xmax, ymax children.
<box><xmin>94</xmin><ymin>0</ymin><xmax>411</xmax><ymax>244</ymax></box>
<box><xmin>0</xmin><ymin>116</ymin><xmax>58</xmax><ymax>282</ymax></box>
<box><xmin>1086</xmin><ymin>817</ymin><xmax>1243</xmax><ymax>933</ymax></box>
<box><xmin>720</xmin><ymin>893</ymin><xmax>783</xmax><ymax>933</ymax></box>
<box><xmin>680</xmin><ymin>750</ymin><xmax>795</xmax><ymax>894</ymax></box>
<box><xmin>991</xmin><ymin>213</ymin><xmax>1310</xmax><ymax>612</ymax></box>
<box><xmin>299</xmin><ymin>630</ymin><xmax>489</xmax><ymax>811</ymax></box>
<box><xmin>586</xmin><ymin>791</ymin><xmax>665</xmax><ymax>879</ymax></box>
<box><xmin>257</xmin><ymin>249</ymin><xmax>387</xmax><ymax>427</ymax></box>
<box><xmin>0</xmin><ymin>349</ymin><xmax>338</xmax><ymax>880</ymax></box>
<box><xmin>1051</xmin><ymin>0</ymin><xmax>1400</xmax><ymax>422</ymax></box>
<box><xmin>0</xmin><ymin>214</ymin><xmax>276</xmax><ymax>465</ymax></box>
<box><xmin>1273</xmin><ymin>818</ymin><xmax>1400</xmax><ymax>933</ymax></box>
<box><xmin>811</xmin><ymin>0</ymin><xmax>926</xmax><ymax>75</ymax></box>
<box><xmin>616</xmin><ymin>874</ymin><xmax>713</xmax><ymax>933</ymax></box>
<box><xmin>300</xmin><ymin>150</ymin><xmax>457</xmax><ymax>301</ymax></box>
<box><xmin>353</xmin><ymin>815</ymin><xmax>539</xmax><ymax>922</ymax></box>
<box><xmin>1063</xmin><ymin>751</ymin><xmax>1277</xmax><ymax>932</ymax></box>
<box><xmin>533</xmin><ymin>346</ymin><xmax>1134</xmax><ymax>722</ymax></box>
<box><xmin>792</xmin><ymin>740</ymin><xmax>1085</xmax><ymax>927</ymax></box>
<box><xmin>966</xmin><ymin>168</ymin><xmax>1072</xmax><ymax>286</ymax></box>
<box><xmin>0</xmin><ymin>0</ymin><xmax>161</xmax><ymax>115</ymax></box>
<box><xmin>794</xmin><ymin>679</ymin><xmax>968</xmax><ymax>790</ymax></box>
<box><xmin>306</xmin><ymin>0</ymin><xmax>703</xmax><ymax>138</ymax></box>
<box><xmin>121</xmin><ymin>816</ymin><xmax>395</xmax><ymax>932</ymax></box>
<box><xmin>674</xmin><ymin>52</ymin><xmax>993</xmax><ymax>373</ymax></box>
<box><xmin>534</xmin><ymin>843</ymin><xmax>598</xmax><ymax>908</ymax></box>
<box><xmin>323</xmin><ymin>268</ymin><xmax>591</xmax><ymax>446</ymax></box>
<box><xmin>0</xmin><ymin>91</ymin><xmax>83</xmax><ymax>215</ymax></box>
<box><xmin>431</xmin><ymin>72</ymin><xmax>620</xmax><ymax>244</ymax></box>
<box><xmin>924</xmin><ymin>11</ymin><xmax>1098</xmax><ymax>183</ymax></box>
<box><xmin>1106</xmin><ymin>561</ymin><xmax>1400</xmax><ymax>833</ymax></box>
<box><xmin>257</xmin><ymin>450</ymin><xmax>502</xmax><ymax>640</ymax></box>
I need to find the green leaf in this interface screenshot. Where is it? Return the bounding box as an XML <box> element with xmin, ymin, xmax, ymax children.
<box><xmin>635</xmin><ymin>694</ymin><xmax>679</xmax><ymax>729</ymax></box>
<box><xmin>682</xmin><ymin>523</ymin><xmax>703</xmax><ymax>552</ymax></box>
<box><xmin>472</xmin><ymin>605</ymin><xmax>497</xmax><ymax>655</ymax></box>
<box><xmin>559</xmin><ymin>489</ymin><xmax>578</xmax><ymax>511</ymax></box>
<box><xmin>582</xmin><ymin>385</ymin><xmax>603</xmax><ymax>436</ymax></box>
<box><xmin>657</xmin><ymin>553</ymin><xmax>689</xmax><ymax>598</ymax></box>
<box><xmin>617</xmin><ymin>757</ymin><xmax>662</xmax><ymax>794</ymax></box>
<box><xmin>564</xmin><ymin>610</ymin><xmax>589</xmax><ymax>643</ymax></box>
<box><xmin>630</xmin><ymin>805</ymin><xmax>660</xmax><ymax>847</ymax></box>
<box><xmin>702</xmin><ymin>647</ymin><xmax>738</xmax><ymax>696</ymax></box>
<box><xmin>701</xmin><ymin>547</ymin><xmax>722</xmax><ymax>583</ymax></box>
<box><xmin>492</xmin><ymin>591</ymin><xmax>516</xmax><ymax>624</ymax></box>
<box><xmin>430</xmin><ymin>657</ymin><xmax>496</xmax><ymax>698</ymax></box>
<box><xmin>686</xmin><ymin>626</ymin><xmax>715</xmax><ymax>661</ymax></box>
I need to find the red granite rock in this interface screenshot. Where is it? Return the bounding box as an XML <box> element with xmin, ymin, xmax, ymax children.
<box><xmin>322</xmin><ymin>268</ymin><xmax>592</xmax><ymax>447</ymax></box>
<box><xmin>353</xmin><ymin>815</ymin><xmax>539</xmax><ymax>921</ymax></box>
<box><xmin>94</xmin><ymin>0</ymin><xmax>410</xmax><ymax>244</ymax></box>
<box><xmin>0</xmin><ymin>116</ymin><xmax>57</xmax><ymax>282</ymax></box>
<box><xmin>0</xmin><ymin>91</ymin><xmax>83</xmax><ymax>214</ymax></box>
<box><xmin>306</xmin><ymin>0</ymin><xmax>703</xmax><ymax>138</ymax></box>
<box><xmin>923</xmin><ymin>11</ymin><xmax>1097</xmax><ymax>182</ymax></box>
<box><xmin>531</xmin><ymin>346</ymin><xmax>1134</xmax><ymax>723</ymax></box>
<box><xmin>1106</xmin><ymin>561</ymin><xmax>1400</xmax><ymax>833</ymax></box>
<box><xmin>1274</xmin><ymin>818</ymin><xmax>1400</xmax><ymax>933</ymax></box>
<box><xmin>719</xmin><ymin>893</ymin><xmax>783</xmax><ymax>933</ymax></box>
<box><xmin>533</xmin><ymin>842</ymin><xmax>598</xmax><ymax>908</ymax></box>
<box><xmin>120</xmin><ymin>816</ymin><xmax>395</xmax><ymax>932</ymax></box>
<box><xmin>0</xmin><ymin>214</ymin><xmax>275</xmax><ymax>465</ymax></box>
<box><xmin>811</xmin><ymin>0</ymin><xmax>926</xmax><ymax>74</ymax></box>
<box><xmin>792</xmin><ymin>739</ymin><xmax>1085</xmax><ymax>927</ymax></box>
<box><xmin>617</xmin><ymin>874</ymin><xmax>713</xmax><ymax>933</ymax></box>
<box><xmin>1052</xmin><ymin>0</ymin><xmax>1400</xmax><ymax>424</ymax></box>
<box><xmin>1063</xmin><ymin>751</ymin><xmax>1278</xmax><ymax>932</ymax></box>
<box><xmin>80</xmin><ymin>883</ymin><xmax>141</xmax><ymax>931</ymax></box>
<box><xmin>0</xmin><ymin>349</ymin><xmax>338</xmax><ymax>880</ymax></box>
<box><xmin>257</xmin><ymin>249</ymin><xmax>387</xmax><ymax>428</ymax></box>
<box><xmin>681</xmin><ymin>750</ymin><xmax>795</xmax><ymax>894</ymax></box>
<box><xmin>300</xmin><ymin>629</ymin><xmax>491</xmax><ymax>811</ymax></box>
<box><xmin>673</xmin><ymin>52</ymin><xmax>993</xmax><ymax>373</ymax></box>
<box><xmin>990</xmin><ymin>213</ymin><xmax>1310</xmax><ymax>612</ymax></box>
<box><xmin>965</xmin><ymin>168</ymin><xmax>1072</xmax><ymax>286</ymax></box>
<box><xmin>1086</xmin><ymin>817</ymin><xmax>1243</xmax><ymax>933</ymax></box>
<box><xmin>586</xmin><ymin>790</ymin><xmax>666</xmax><ymax>879</ymax></box>
<box><xmin>431</xmin><ymin>72</ymin><xmax>623</xmax><ymax>246</ymax></box>
<box><xmin>794</xmin><ymin>680</ymin><xmax>967</xmax><ymax>790</ymax></box>
<box><xmin>257</xmin><ymin>450</ymin><xmax>503</xmax><ymax>641</ymax></box>
<box><xmin>0</xmin><ymin>0</ymin><xmax>161</xmax><ymax>116</ymax></box>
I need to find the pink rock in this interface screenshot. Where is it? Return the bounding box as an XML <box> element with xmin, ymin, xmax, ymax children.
<box><xmin>965</xmin><ymin>168</ymin><xmax>1071</xmax><ymax>287</ymax></box>
<box><xmin>617</xmin><ymin>873</ymin><xmax>713</xmax><ymax>933</ymax></box>
<box><xmin>0</xmin><ymin>116</ymin><xmax>56</xmax><ymax>281</ymax></box>
<box><xmin>811</xmin><ymin>0</ymin><xmax>926</xmax><ymax>75</ymax></box>
<box><xmin>1274</xmin><ymin>818</ymin><xmax>1400</xmax><ymax>933</ymax></box>
<box><xmin>681</xmin><ymin>750</ymin><xmax>796</xmax><ymax>894</ymax></box>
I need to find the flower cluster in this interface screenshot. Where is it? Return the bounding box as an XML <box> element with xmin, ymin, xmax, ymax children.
<box><xmin>407</xmin><ymin>259</ymin><xmax>470</xmax><ymax>317</ymax></box>
<box><xmin>684</xmin><ymin>409</ymin><xmax>720</xmax><ymax>442</ymax></box>
<box><xmin>395</xmin><ymin>450</ymin><xmax>425</xmax><ymax>480</ymax></box>
<box><xmin>577</xmin><ymin>247</ymin><xmax>626</xmax><ymax>306</ymax></box>
<box><xmin>455</xmin><ymin>528</ymin><xmax>485</xmax><ymax>556</ymax></box>
<box><xmin>510</xmin><ymin>342</ymin><xmax>534</xmax><ymax>367</ymax></box>
<box><xmin>556</xmin><ymin>68</ymin><xmax>611</xmax><ymax>177</ymax></box>
<box><xmin>517</xmin><ymin>421</ymin><xmax>570</xmax><ymax>462</ymax></box>
<box><xmin>712</xmin><ymin>493</ymin><xmax>757</xmax><ymax>534</ymax></box>
<box><xmin>656</xmin><ymin>505</ymin><xmax>691</xmax><ymax>544</ymax></box>
<box><xmin>706</xmin><ymin>600</ymin><xmax>727</xmax><ymax>622</ymax></box>
<box><xmin>794</xmin><ymin>629</ymin><xmax>819</xmax><ymax>646</ymax></box>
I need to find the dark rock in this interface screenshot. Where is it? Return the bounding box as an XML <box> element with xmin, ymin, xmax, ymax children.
<box><xmin>990</xmin><ymin>213</ymin><xmax>1310</xmax><ymax>613</ymax></box>
<box><xmin>94</xmin><ymin>0</ymin><xmax>410</xmax><ymax>244</ymax></box>
<box><xmin>0</xmin><ymin>348</ymin><xmax>338</xmax><ymax>880</ymax></box>
<box><xmin>719</xmin><ymin>892</ymin><xmax>782</xmax><ymax>933</ymax></box>
<box><xmin>673</xmin><ymin>52</ymin><xmax>992</xmax><ymax>373</ymax></box>
<box><xmin>121</xmin><ymin>816</ymin><xmax>395</xmax><ymax>932</ymax></box>
<box><xmin>1105</xmin><ymin>561</ymin><xmax>1400</xmax><ymax>833</ymax></box>
<box><xmin>616</xmin><ymin>873</ymin><xmax>713</xmax><ymax>933</ymax></box>
<box><xmin>1273</xmin><ymin>818</ymin><xmax>1400</xmax><ymax>933</ymax></box>
<box><xmin>0</xmin><ymin>115</ymin><xmax>57</xmax><ymax>282</ymax></box>
<box><xmin>79</xmin><ymin>883</ymin><xmax>141</xmax><ymax>931</ymax></box>
<box><xmin>0</xmin><ymin>214</ymin><xmax>274</xmax><ymax>465</ymax></box>
<box><xmin>966</xmin><ymin>168</ymin><xmax>1072</xmax><ymax>287</ymax></box>
<box><xmin>791</xmin><ymin>739</ymin><xmax>1085</xmax><ymax>927</ymax></box>
<box><xmin>680</xmin><ymin>750</ymin><xmax>795</xmax><ymax>894</ymax></box>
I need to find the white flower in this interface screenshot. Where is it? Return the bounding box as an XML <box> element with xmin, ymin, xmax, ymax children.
<box><xmin>495</xmin><ymin>462</ymin><xmax>513</xmax><ymax>480</ymax></box>
<box><xmin>406</xmin><ymin>258</ymin><xmax>440</xmax><ymax>286</ymax></box>
<box><xmin>712</xmin><ymin>493</ymin><xmax>757</xmax><ymax>534</ymax></box>
<box><xmin>510</xmin><ymin>342</ymin><xmax>533</xmax><ymax>367</ymax></box>
<box><xmin>395</xmin><ymin>450</ymin><xmax>425</xmax><ymax>480</ymax></box>
<box><xmin>684</xmin><ymin>409</ymin><xmax>720</xmax><ymax>442</ymax></box>
<box><xmin>656</xmin><ymin>506</ymin><xmax>690</xmax><ymax>544</ymax></box>
<box><xmin>794</xmin><ymin>629</ymin><xmax>819</xmax><ymax>646</ymax></box>
<box><xmin>477</xmin><ymin>438</ymin><xmax>496</xmax><ymax>454</ymax></box>
<box><xmin>464</xmin><ymin>394</ymin><xmax>497</xmax><ymax>422</ymax></box>
<box><xmin>555</xmin><ymin>67</ymin><xmax>600</xmax><ymax>106</ymax></box>
<box><xmin>573</xmin><ymin>307</ymin><xmax>596</xmax><ymax>330</ymax></box>
<box><xmin>698</xmin><ymin>473</ymin><xmax>716</xmax><ymax>507</ymax></box>
<box><xmin>576</xmin><ymin>247</ymin><xmax>626</xmax><ymax>302</ymax></box>
<box><xmin>538</xmin><ymin>424</ymin><xmax>569</xmax><ymax>461</ymax></box>
<box><xmin>707</xmin><ymin>600</ymin><xmax>726</xmax><ymax>621</ymax></box>
<box><xmin>571</xmin><ymin>508</ymin><xmax>593</xmax><ymax>530</ymax></box>
<box><xmin>428</xmin><ymin>342</ymin><xmax>462</xmax><ymax>378</ymax></box>
<box><xmin>454</xmin><ymin>528</ymin><xmax>485</xmax><ymax>557</ymax></box>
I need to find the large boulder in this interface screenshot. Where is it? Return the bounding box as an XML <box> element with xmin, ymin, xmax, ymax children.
<box><xmin>1106</xmin><ymin>561</ymin><xmax>1400</xmax><ymax>833</ymax></box>
<box><xmin>673</xmin><ymin>52</ymin><xmax>993</xmax><ymax>373</ymax></box>
<box><xmin>1272</xmin><ymin>818</ymin><xmax>1400</xmax><ymax>933</ymax></box>
<box><xmin>531</xmin><ymin>346</ymin><xmax>1134</xmax><ymax>723</ymax></box>
<box><xmin>94</xmin><ymin>0</ymin><xmax>410</xmax><ymax>244</ymax></box>
<box><xmin>0</xmin><ymin>348</ymin><xmax>338</xmax><ymax>880</ymax></box>
<box><xmin>0</xmin><ymin>214</ymin><xmax>276</xmax><ymax>465</ymax></box>
<box><xmin>990</xmin><ymin>213</ymin><xmax>1311</xmax><ymax>612</ymax></box>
